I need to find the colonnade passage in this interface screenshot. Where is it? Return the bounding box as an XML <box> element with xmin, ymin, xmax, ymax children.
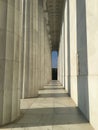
<box><xmin>0</xmin><ymin>0</ymin><xmax>98</xmax><ymax>130</ymax></box>
<box><xmin>0</xmin><ymin>81</ymin><xmax>93</xmax><ymax>130</ymax></box>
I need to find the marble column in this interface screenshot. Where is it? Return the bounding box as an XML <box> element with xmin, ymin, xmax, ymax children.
<box><xmin>19</xmin><ymin>0</ymin><xmax>25</xmax><ymax>99</ymax></box>
<box><xmin>38</xmin><ymin>0</ymin><xmax>41</xmax><ymax>90</ymax></box>
<box><xmin>48</xmin><ymin>45</ymin><xmax>52</xmax><ymax>82</ymax></box>
<box><xmin>11</xmin><ymin>0</ymin><xmax>23</xmax><ymax>121</ymax></box>
<box><xmin>61</xmin><ymin>22</ymin><xmax>65</xmax><ymax>87</ymax></box>
<box><xmin>59</xmin><ymin>24</ymin><xmax>65</xmax><ymax>85</ymax></box>
<box><xmin>68</xmin><ymin>0</ymin><xmax>78</xmax><ymax>100</ymax></box>
<box><xmin>22</xmin><ymin>0</ymin><xmax>39</xmax><ymax>98</ymax></box>
<box><xmin>60</xmin><ymin>36</ymin><xmax>63</xmax><ymax>85</ymax></box>
<box><xmin>58</xmin><ymin>53</ymin><xmax>60</xmax><ymax>81</ymax></box>
<box><xmin>40</xmin><ymin>1</ymin><xmax>45</xmax><ymax>89</ymax></box>
<box><xmin>59</xmin><ymin>48</ymin><xmax>61</xmax><ymax>83</ymax></box>
<box><xmin>44</xmin><ymin>21</ymin><xmax>52</xmax><ymax>84</ymax></box>
<box><xmin>44</xmin><ymin>21</ymin><xmax>48</xmax><ymax>84</ymax></box>
<box><xmin>32</xmin><ymin>0</ymin><xmax>39</xmax><ymax>97</ymax></box>
<box><xmin>22</xmin><ymin>0</ymin><xmax>30</xmax><ymax>98</ymax></box>
<box><xmin>48</xmin><ymin>39</ymin><xmax>52</xmax><ymax>82</ymax></box>
<box><xmin>39</xmin><ymin>0</ymin><xmax>52</xmax><ymax>88</ymax></box>
<box><xmin>86</xmin><ymin>0</ymin><xmax>98</xmax><ymax>129</ymax></box>
<box><xmin>64</xmin><ymin>0</ymin><xmax>69</xmax><ymax>92</ymax></box>
<box><xmin>58</xmin><ymin>42</ymin><xmax>62</xmax><ymax>83</ymax></box>
<box><xmin>0</xmin><ymin>0</ymin><xmax>22</xmax><ymax>125</ymax></box>
<box><xmin>28</xmin><ymin>0</ymin><xmax>37</xmax><ymax>97</ymax></box>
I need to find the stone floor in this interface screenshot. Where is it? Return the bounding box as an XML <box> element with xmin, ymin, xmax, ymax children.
<box><xmin>1</xmin><ymin>81</ymin><xmax>94</xmax><ymax>130</ymax></box>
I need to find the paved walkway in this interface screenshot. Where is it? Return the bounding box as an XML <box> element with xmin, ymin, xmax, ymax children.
<box><xmin>1</xmin><ymin>81</ymin><xmax>94</xmax><ymax>130</ymax></box>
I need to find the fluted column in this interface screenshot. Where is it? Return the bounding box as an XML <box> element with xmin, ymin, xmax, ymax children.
<box><xmin>61</xmin><ymin>22</ymin><xmax>65</xmax><ymax>87</ymax></box>
<box><xmin>64</xmin><ymin>0</ymin><xmax>69</xmax><ymax>92</ymax></box>
<box><xmin>48</xmin><ymin>44</ymin><xmax>52</xmax><ymax>82</ymax></box>
<box><xmin>28</xmin><ymin>0</ymin><xmax>35</xmax><ymax>97</ymax></box>
<box><xmin>44</xmin><ymin>20</ymin><xmax>52</xmax><ymax>84</ymax></box>
<box><xmin>22</xmin><ymin>0</ymin><xmax>30</xmax><ymax>98</ymax></box>
<box><xmin>29</xmin><ymin>0</ymin><xmax>39</xmax><ymax>97</ymax></box>
<box><xmin>11</xmin><ymin>0</ymin><xmax>23</xmax><ymax>121</ymax></box>
<box><xmin>38</xmin><ymin>0</ymin><xmax>43</xmax><ymax>89</ymax></box>
<box><xmin>40</xmin><ymin>1</ymin><xmax>45</xmax><ymax>89</ymax></box>
<box><xmin>58</xmin><ymin>53</ymin><xmax>60</xmax><ymax>81</ymax></box>
<box><xmin>44</xmin><ymin>22</ymin><xmax>48</xmax><ymax>84</ymax></box>
<box><xmin>22</xmin><ymin>0</ymin><xmax>39</xmax><ymax>98</ymax></box>
<box><xmin>19</xmin><ymin>0</ymin><xmax>25</xmax><ymax>99</ymax></box>
<box><xmin>0</xmin><ymin>0</ymin><xmax>8</xmax><ymax>125</ymax></box>
<box><xmin>58</xmin><ymin>44</ymin><xmax>62</xmax><ymax>83</ymax></box>
<box><xmin>0</xmin><ymin>0</ymin><xmax>22</xmax><ymax>125</ymax></box>
<box><xmin>32</xmin><ymin>0</ymin><xmax>39</xmax><ymax>97</ymax></box>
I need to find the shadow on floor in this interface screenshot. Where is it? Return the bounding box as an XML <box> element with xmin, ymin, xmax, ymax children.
<box><xmin>43</xmin><ymin>88</ymin><xmax>64</xmax><ymax>90</ymax></box>
<box><xmin>1</xmin><ymin>107</ymin><xmax>88</xmax><ymax>128</ymax></box>
<box><xmin>44</xmin><ymin>84</ymin><xmax>62</xmax><ymax>86</ymax></box>
<box><xmin>39</xmin><ymin>93</ymin><xmax>69</xmax><ymax>98</ymax></box>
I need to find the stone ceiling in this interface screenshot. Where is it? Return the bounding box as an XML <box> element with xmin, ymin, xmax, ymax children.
<box><xmin>44</xmin><ymin>0</ymin><xmax>65</xmax><ymax>50</ymax></box>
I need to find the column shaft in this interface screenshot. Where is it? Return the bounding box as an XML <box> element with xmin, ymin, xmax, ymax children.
<box><xmin>0</xmin><ymin>0</ymin><xmax>21</xmax><ymax>125</ymax></box>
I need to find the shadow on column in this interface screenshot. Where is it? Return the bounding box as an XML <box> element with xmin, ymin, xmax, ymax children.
<box><xmin>76</xmin><ymin>0</ymin><xmax>90</xmax><ymax>120</ymax></box>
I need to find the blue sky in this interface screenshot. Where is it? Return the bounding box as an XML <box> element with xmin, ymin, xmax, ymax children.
<box><xmin>52</xmin><ymin>51</ymin><xmax>58</xmax><ymax>68</ymax></box>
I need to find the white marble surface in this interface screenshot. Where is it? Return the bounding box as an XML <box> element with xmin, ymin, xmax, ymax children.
<box><xmin>0</xmin><ymin>0</ymin><xmax>21</xmax><ymax>125</ymax></box>
<box><xmin>0</xmin><ymin>81</ymin><xmax>94</xmax><ymax>130</ymax></box>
